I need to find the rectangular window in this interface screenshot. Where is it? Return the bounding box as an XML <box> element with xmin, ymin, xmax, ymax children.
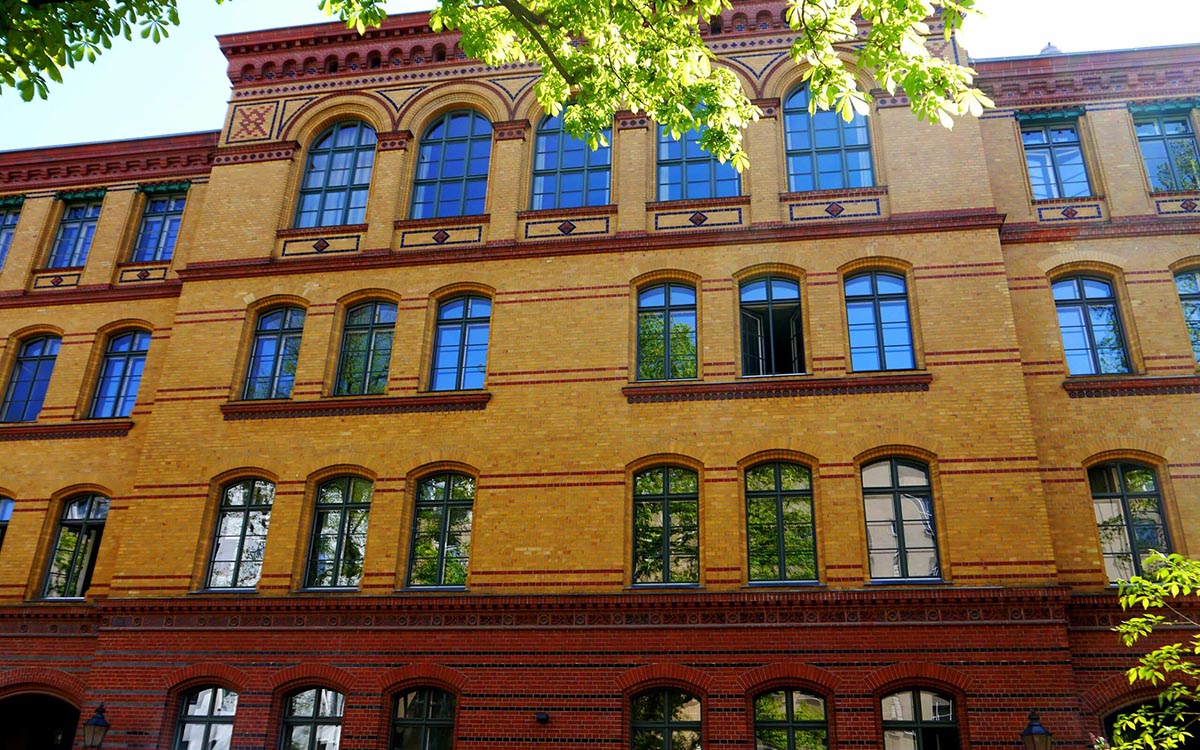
<box><xmin>0</xmin><ymin>206</ymin><xmax>19</xmax><ymax>271</ymax></box>
<box><xmin>48</xmin><ymin>201</ymin><xmax>102</xmax><ymax>269</ymax></box>
<box><xmin>0</xmin><ymin>497</ymin><xmax>12</xmax><ymax>554</ymax></box>
<box><xmin>1021</xmin><ymin>123</ymin><xmax>1092</xmax><ymax>200</ymax></box>
<box><xmin>132</xmin><ymin>193</ymin><xmax>186</xmax><ymax>262</ymax></box>
<box><xmin>1135</xmin><ymin>113</ymin><xmax>1200</xmax><ymax>192</ymax></box>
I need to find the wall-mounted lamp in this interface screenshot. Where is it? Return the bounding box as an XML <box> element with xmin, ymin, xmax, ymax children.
<box><xmin>1020</xmin><ymin>710</ymin><xmax>1052</xmax><ymax>750</ymax></box>
<box><xmin>82</xmin><ymin>705</ymin><xmax>111</xmax><ymax>750</ymax></box>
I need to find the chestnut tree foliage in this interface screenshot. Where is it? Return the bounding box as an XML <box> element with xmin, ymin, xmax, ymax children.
<box><xmin>2</xmin><ymin>0</ymin><xmax>992</xmax><ymax>167</ymax></box>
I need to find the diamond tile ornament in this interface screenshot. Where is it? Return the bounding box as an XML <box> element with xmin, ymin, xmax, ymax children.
<box><xmin>1061</xmin><ymin>207</ymin><xmax>1079</xmax><ymax>218</ymax></box>
<box><xmin>825</xmin><ymin>202</ymin><xmax>845</xmax><ymax>217</ymax></box>
<box><xmin>432</xmin><ymin>230</ymin><xmax>451</xmax><ymax>244</ymax></box>
<box><xmin>1181</xmin><ymin>199</ymin><xmax>1198</xmax><ymax>211</ymax></box>
<box><xmin>50</xmin><ymin>276</ymin><xmax>63</xmax><ymax>286</ymax></box>
<box><xmin>312</xmin><ymin>238</ymin><xmax>330</xmax><ymax>252</ymax></box>
<box><xmin>136</xmin><ymin>269</ymin><xmax>151</xmax><ymax>280</ymax></box>
<box><xmin>557</xmin><ymin>221</ymin><xmax>577</xmax><ymax>235</ymax></box>
<box><xmin>688</xmin><ymin>212</ymin><xmax>708</xmax><ymax>226</ymax></box>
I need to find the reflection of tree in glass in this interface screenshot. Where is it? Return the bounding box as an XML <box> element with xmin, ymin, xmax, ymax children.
<box><xmin>1155</xmin><ymin>140</ymin><xmax>1200</xmax><ymax>191</ymax></box>
<box><xmin>747</xmin><ymin>463</ymin><xmax>816</xmax><ymax>582</ymax></box>
<box><xmin>409</xmin><ymin>473</ymin><xmax>474</xmax><ymax>587</ymax></box>
<box><xmin>633</xmin><ymin>467</ymin><xmax>698</xmax><ymax>584</ymax></box>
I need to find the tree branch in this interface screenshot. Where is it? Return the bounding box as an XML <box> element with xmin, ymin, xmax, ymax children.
<box><xmin>495</xmin><ymin>0</ymin><xmax>578</xmax><ymax>85</ymax></box>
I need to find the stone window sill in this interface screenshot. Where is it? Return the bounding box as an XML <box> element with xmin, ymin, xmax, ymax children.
<box><xmin>0</xmin><ymin>420</ymin><xmax>133</xmax><ymax>440</ymax></box>
<box><xmin>622</xmin><ymin>373</ymin><xmax>931</xmax><ymax>403</ymax></box>
<box><xmin>1062</xmin><ymin>375</ymin><xmax>1200</xmax><ymax>398</ymax></box>
<box><xmin>220</xmin><ymin>392</ymin><xmax>491</xmax><ymax>419</ymax></box>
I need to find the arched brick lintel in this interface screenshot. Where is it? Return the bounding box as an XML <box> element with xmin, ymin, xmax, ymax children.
<box><xmin>736</xmin><ymin>662</ymin><xmax>841</xmax><ymax>694</ymax></box>
<box><xmin>615</xmin><ymin>664</ymin><xmax>714</xmax><ymax>696</ymax></box>
<box><xmin>268</xmin><ymin>663</ymin><xmax>357</xmax><ymax>694</ymax></box>
<box><xmin>162</xmin><ymin>662</ymin><xmax>252</xmax><ymax>693</ymax></box>
<box><xmin>0</xmin><ymin>667</ymin><xmax>87</xmax><ymax>707</ymax></box>
<box><xmin>863</xmin><ymin>662</ymin><xmax>972</xmax><ymax>694</ymax></box>
<box><xmin>375</xmin><ymin>664</ymin><xmax>470</xmax><ymax>694</ymax></box>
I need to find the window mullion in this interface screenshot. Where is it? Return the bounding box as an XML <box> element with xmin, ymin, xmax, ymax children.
<box><xmin>437</xmin><ymin>495</ymin><xmax>451</xmax><ymax>585</ymax></box>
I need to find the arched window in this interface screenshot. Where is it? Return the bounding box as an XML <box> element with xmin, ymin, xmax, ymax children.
<box><xmin>741</xmin><ymin>276</ymin><xmax>803</xmax><ymax>376</ymax></box>
<box><xmin>746</xmin><ymin>462</ymin><xmax>816</xmax><ymax>582</ymax></box>
<box><xmin>43</xmin><ymin>493</ymin><xmax>109</xmax><ymax>598</ymax></box>
<box><xmin>408</xmin><ymin>472</ymin><xmax>475</xmax><ymax>587</ymax></box>
<box><xmin>244</xmin><ymin>307</ymin><xmax>306</xmax><ymax>400</ymax></box>
<box><xmin>90</xmin><ymin>330</ymin><xmax>150</xmax><ymax>419</ymax></box>
<box><xmin>0</xmin><ymin>496</ymin><xmax>13</xmax><ymax>554</ymax></box>
<box><xmin>844</xmin><ymin>271</ymin><xmax>914</xmax><ymax>372</ymax></box>
<box><xmin>431</xmin><ymin>296</ymin><xmax>491</xmax><ymax>391</ymax></box>
<box><xmin>637</xmin><ymin>283</ymin><xmax>697</xmax><ymax>381</ymax></box>
<box><xmin>862</xmin><ymin>458</ymin><xmax>940</xmax><ymax>581</ymax></box>
<box><xmin>633</xmin><ymin>466</ymin><xmax>699</xmax><ymax>585</ymax></box>
<box><xmin>175</xmin><ymin>686</ymin><xmax>238</xmax><ymax>750</ymax></box>
<box><xmin>207</xmin><ymin>478</ymin><xmax>275</xmax><ymax>590</ymax></box>
<box><xmin>783</xmin><ymin>84</ymin><xmax>873</xmax><ymax>192</ymax></box>
<box><xmin>1106</xmin><ymin>700</ymin><xmax>1200</xmax><ymax>750</ymax></box>
<box><xmin>294</xmin><ymin>120</ymin><xmax>377</xmax><ymax>228</ymax></box>
<box><xmin>880</xmin><ymin>689</ymin><xmax>958</xmax><ymax>750</ymax></box>
<box><xmin>1174</xmin><ymin>269</ymin><xmax>1200</xmax><ymax>363</ymax></box>
<box><xmin>1052</xmin><ymin>275</ymin><xmax>1130</xmax><ymax>375</ymax></box>
<box><xmin>631</xmin><ymin>689</ymin><xmax>702</xmax><ymax>750</ymax></box>
<box><xmin>335</xmin><ymin>301</ymin><xmax>396</xmax><ymax>396</ymax></box>
<box><xmin>281</xmin><ymin>688</ymin><xmax>345</xmax><ymax>750</ymax></box>
<box><xmin>656</xmin><ymin>126</ymin><xmax>740</xmax><ymax>201</ymax></box>
<box><xmin>2</xmin><ymin>335</ymin><xmax>61</xmax><ymax>422</ymax></box>
<box><xmin>754</xmin><ymin>689</ymin><xmax>828</xmax><ymax>750</ymax></box>
<box><xmin>531</xmin><ymin>112</ymin><xmax>612</xmax><ymax>210</ymax></box>
<box><xmin>1090</xmin><ymin>462</ymin><xmax>1171</xmax><ymax>581</ymax></box>
<box><xmin>411</xmin><ymin>111</ymin><xmax>493</xmax><ymax>219</ymax></box>
<box><xmin>305</xmin><ymin>476</ymin><xmax>372</xmax><ymax>589</ymax></box>
<box><xmin>392</xmin><ymin>687</ymin><xmax>457</xmax><ymax>750</ymax></box>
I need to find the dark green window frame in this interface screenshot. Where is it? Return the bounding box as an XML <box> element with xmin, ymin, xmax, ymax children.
<box><xmin>174</xmin><ymin>686</ymin><xmax>238</xmax><ymax>750</ymax></box>
<box><xmin>407</xmin><ymin>472</ymin><xmax>474</xmax><ymax>588</ymax></box>
<box><xmin>754</xmin><ymin>688</ymin><xmax>829</xmax><ymax>750</ymax></box>
<box><xmin>881</xmin><ymin>689</ymin><xmax>958</xmax><ymax>750</ymax></box>
<box><xmin>1090</xmin><ymin>462</ymin><xmax>1171</xmax><ymax>582</ymax></box>
<box><xmin>1052</xmin><ymin>275</ymin><xmax>1131</xmax><ymax>376</ymax></box>
<box><xmin>637</xmin><ymin>283</ymin><xmax>698</xmax><ymax>381</ymax></box>
<box><xmin>430</xmin><ymin>296</ymin><xmax>491</xmax><ymax>391</ymax></box>
<box><xmin>305</xmin><ymin>476</ymin><xmax>372</xmax><ymax>589</ymax></box>
<box><xmin>844</xmin><ymin>271</ymin><xmax>915</xmax><ymax>372</ymax></box>
<box><xmin>1175</xmin><ymin>269</ymin><xmax>1200</xmax><ymax>363</ymax></box>
<box><xmin>295</xmin><ymin>120</ymin><xmax>377</xmax><ymax>228</ymax></box>
<box><xmin>741</xmin><ymin>275</ymin><xmax>803</xmax><ymax>376</ymax></box>
<box><xmin>1</xmin><ymin>335</ymin><xmax>61</xmax><ymax>423</ymax></box>
<box><xmin>411</xmin><ymin>110</ymin><xmax>493</xmax><ymax>219</ymax></box>
<box><xmin>43</xmin><ymin>494</ymin><xmax>109</xmax><ymax>598</ymax></box>
<box><xmin>632</xmin><ymin>466</ymin><xmax>699</xmax><ymax>585</ymax></box>
<box><xmin>0</xmin><ymin>496</ymin><xmax>12</xmax><ymax>554</ymax></box>
<box><xmin>89</xmin><ymin>330</ymin><xmax>150</xmax><ymax>419</ymax></box>
<box><xmin>1134</xmin><ymin>113</ymin><xmax>1200</xmax><ymax>192</ymax></box>
<box><xmin>206</xmin><ymin>478</ymin><xmax>274</xmax><ymax>590</ymax></box>
<box><xmin>862</xmin><ymin>458</ymin><xmax>940</xmax><ymax>581</ymax></box>
<box><xmin>631</xmin><ymin>689</ymin><xmax>702</xmax><ymax>750</ymax></box>
<box><xmin>1021</xmin><ymin>122</ymin><xmax>1092</xmax><ymax>200</ymax></box>
<box><xmin>0</xmin><ymin>205</ymin><xmax>20</xmax><ymax>272</ymax></box>
<box><xmin>656</xmin><ymin>125</ymin><xmax>740</xmax><ymax>201</ymax></box>
<box><xmin>133</xmin><ymin>193</ymin><xmax>187</xmax><ymax>262</ymax></box>
<box><xmin>281</xmin><ymin>687</ymin><xmax>345</xmax><ymax>750</ymax></box>
<box><xmin>746</xmin><ymin>462</ymin><xmax>817</xmax><ymax>583</ymax></box>
<box><xmin>531</xmin><ymin>112</ymin><xmax>612</xmax><ymax>210</ymax></box>
<box><xmin>48</xmin><ymin>201</ymin><xmax>102</xmax><ymax>268</ymax></box>
<box><xmin>334</xmin><ymin>301</ymin><xmax>395</xmax><ymax>396</ymax></box>
<box><xmin>391</xmin><ymin>687</ymin><xmax>456</xmax><ymax>750</ymax></box>
<box><xmin>244</xmin><ymin>307</ymin><xmax>306</xmax><ymax>400</ymax></box>
<box><xmin>783</xmin><ymin>84</ymin><xmax>874</xmax><ymax>192</ymax></box>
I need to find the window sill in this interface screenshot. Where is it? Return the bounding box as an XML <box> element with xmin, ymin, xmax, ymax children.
<box><xmin>393</xmin><ymin>213</ymin><xmax>490</xmax><ymax>231</ymax></box>
<box><xmin>866</xmin><ymin>578</ymin><xmax>947</xmax><ymax>586</ymax></box>
<box><xmin>517</xmin><ymin>204</ymin><xmax>618</xmax><ymax>220</ymax></box>
<box><xmin>220</xmin><ymin>392</ymin><xmax>490</xmax><ymax>420</ymax></box>
<box><xmin>745</xmin><ymin>580</ymin><xmax>825</xmax><ymax>588</ymax></box>
<box><xmin>0</xmin><ymin>420</ymin><xmax>134</xmax><ymax>441</ymax></box>
<box><xmin>645</xmin><ymin>195</ymin><xmax>749</xmax><ymax>211</ymax></box>
<box><xmin>628</xmin><ymin>584</ymin><xmax>703</xmax><ymax>590</ymax></box>
<box><xmin>779</xmin><ymin>185</ymin><xmax>888</xmax><ymax>202</ymax></box>
<box><xmin>403</xmin><ymin>586</ymin><xmax>468</xmax><ymax>593</ymax></box>
<box><xmin>1030</xmin><ymin>194</ymin><xmax>1105</xmax><ymax>205</ymax></box>
<box><xmin>195</xmin><ymin>587</ymin><xmax>258</xmax><ymax>595</ymax></box>
<box><xmin>1062</xmin><ymin>374</ymin><xmax>1200</xmax><ymax>398</ymax></box>
<box><xmin>296</xmin><ymin>587</ymin><xmax>361</xmax><ymax>594</ymax></box>
<box><xmin>37</xmin><ymin>265</ymin><xmax>85</xmax><ymax>273</ymax></box>
<box><xmin>622</xmin><ymin>373</ymin><xmax>931</xmax><ymax>403</ymax></box>
<box><xmin>276</xmin><ymin>223</ymin><xmax>368</xmax><ymax>239</ymax></box>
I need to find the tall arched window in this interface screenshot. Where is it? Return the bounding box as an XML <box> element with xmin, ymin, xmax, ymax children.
<box><xmin>633</xmin><ymin>466</ymin><xmax>699</xmax><ymax>585</ymax></box>
<box><xmin>844</xmin><ymin>271</ymin><xmax>914</xmax><ymax>372</ymax></box>
<box><xmin>175</xmin><ymin>687</ymin><xmax>238</xmax><ymax>750</ymax></box>
<box><xmin>295</xmin><ymin>121</ymin><xmax>377</xmax><ymax>228</ymax></box>
<box><xmin>305</xmin><ymin>476</ymin><xmax>372</xmax><ymax>588</ymax></box>
<box><xmin>631</xmin><ymin>689</ymin><xmax>702</xmax><ymax>750</ymax></box>
<box><xmin>754</xmin><ymin>689</ymin><xmax>828</xmax><ymax>750</ymax></box>
<box><xmin>741</xmin><ymin>276</ymin><xmax>803</xmax><ymax>376</ymax></box>
<box><xmin>408</xmin><ymin>472</ymin><xmax>475</xmax><ymax>587</ymax></box>
<box><xmin>335</xmin><ymin>301</ymin><xmax>396</xmax><ymax>396</ymax></box>
<box><xmin>1174</xmin><ymin>269</ymin><xmax>1200</xmax><ymax>363</ymax></box>
<box><xmin>862</xmin><ymin>458</ymin><xmax>940</xmax><ymax>581</ymax></box>
<box><xmin>746</xmin><ymin>462</ymin><xmax>816</xmax><ymax>582</ymax></box>
<box><xmin>411</xmin><ymin>111</ymin><xmax>493</xmax><ymax>219</ymax></box>
<box><xmin>1052</xmin><ymin>275</ymin><xmax>1131</xmax><ymax>375</ymax></box>
<box><xmin>637</xmin><ymin>283</ymin><xmax>697</xmax><ymax>381</ymax></box>
<box><xmin>392</xmin><ymin>687</ymin><xmax>456</xmax><ymax>750</ymax></box>
<box><xmin>244</xmin><ymin>307</ymin><xmax>306</xmax><ymax>400</ymax></box>
<box><xmin>881</xmin><ymin>689</ymin><xmax>958</xmax><ymax>750</ymax></box>
<box><xmin>783</xmin><ymin>84</ymin><xmax>873</xmax><ymax>192</ymax></box>
<box><xmin>43</xmin><ymin>493</ymin><xmax>109</xmax><ymax>598</ymax></box>
<box><xmin>2</xmin><ymin>335</ymin><xmax>61</xmax><ymax>422</ymax></box>
<box><xmin>531</xmin><ymin>112</ymin><xmax>611</xmax><ymax>209</ymax></box>
<box><xmin>1090</xmin><ymin>462</ymin><xmax>1171</xmax><ymax>581</ymax></box>
<box><xmin>281</xmin><ymin>688</ymin><xmax>345</xmax><ymax>750</ymax></box>
<box><xmin>656</xmin><ymin>126</ymin><xmax>739</xmax><ymax>201</ymax></box>
<box><xmin>207</xmin><ymin>478</ymin><xmax>275</xmax><ymax>590</ymax></box>
<box><xmin>90</xmin><ymin>330</ymin><xmax>150</xmax><ymax>419</ymax></box>
<box><xmin>430</xmin><ymin>295</ymin><xmax>491</xmax><ymax>391</ymax></box>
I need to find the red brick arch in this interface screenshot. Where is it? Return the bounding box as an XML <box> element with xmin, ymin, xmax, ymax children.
<box><xmin>376</xmin><ymin>664</ymin><xmax>470</xmax><ymax>694</ymax></box>
<box><xmin>0</xmin><ymin>667</ymin><xmax>86</xmax><ymax>706</ymax></box>
<box><xmin>863</xmin><ymin>662</ymin><xmax>972</xmax><ymax>693</ymax></box>
<box><xmin>163</xmin><ymin>662</ymin><xmax>251</xmax><ymax>693</ymax></box>
<box><xmin>736</xmin><ymin>663</ymin><xmax>841</xmax><ymax>694</ymax></box>
<box><xmin>615</xmin><ymin>664</ymin><xmax>714</xmax><ymax>696</ymax></box>
<box><xmin>268</xmin><ymin>663</ymin><xmax>357</xmax><ymax>694</ymax></box>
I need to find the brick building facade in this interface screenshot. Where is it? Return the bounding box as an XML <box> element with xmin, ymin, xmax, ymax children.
<box><xmin>0</xmin><ymin>6</ymin><xmax>1198</xmax><ymax>750</ymax></box>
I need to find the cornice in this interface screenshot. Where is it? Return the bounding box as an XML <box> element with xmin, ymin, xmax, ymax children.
<box><xmin>0</xmin><ymin>421</ymin><xmax>133</xmax><ymax>441</ymax></box>
<box><xmin>1000</xmin><ymin>214</ymin><xmax>1200</xmax><ymax>243</ymax></box>
<box><xmin>0</xmin><ymin>132</ymin><xmax>217</xmax><ymax>191</ymax></box>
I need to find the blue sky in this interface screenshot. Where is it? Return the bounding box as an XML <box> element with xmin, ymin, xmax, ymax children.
<box><xmin>0</xmin><ymin>0</ymin><xmax>1197</xmax><ymax>151</ymax></box>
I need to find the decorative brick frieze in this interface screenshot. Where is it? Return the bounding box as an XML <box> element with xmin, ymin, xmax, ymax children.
<box><xmin>0</xmin><ymin>132</ymin><xmax>216</xmax><ymax>190</ymax></box>
<box><xmin>0</xmin><ymin>421</ymin><xmax>133</xmax><ymax>441</ymax></box>
<box><xmin>211</xmin><ymin>141</ymin><xmax>300</xmax><ymax>166</ymax></box>
<box><xmin>1062</xmin><ymin>375</ymin><xmax>1200</xmax><ymax>398</ymax></box>
<box><xmin>376</xmin><ymin>130</ymin><xmax>414</xmax><ymax>151</ymax></box>
<box><xmin>493</xmin><ymin>120</ymin><xmax>530</xmax><ymax>141</ymax></box>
